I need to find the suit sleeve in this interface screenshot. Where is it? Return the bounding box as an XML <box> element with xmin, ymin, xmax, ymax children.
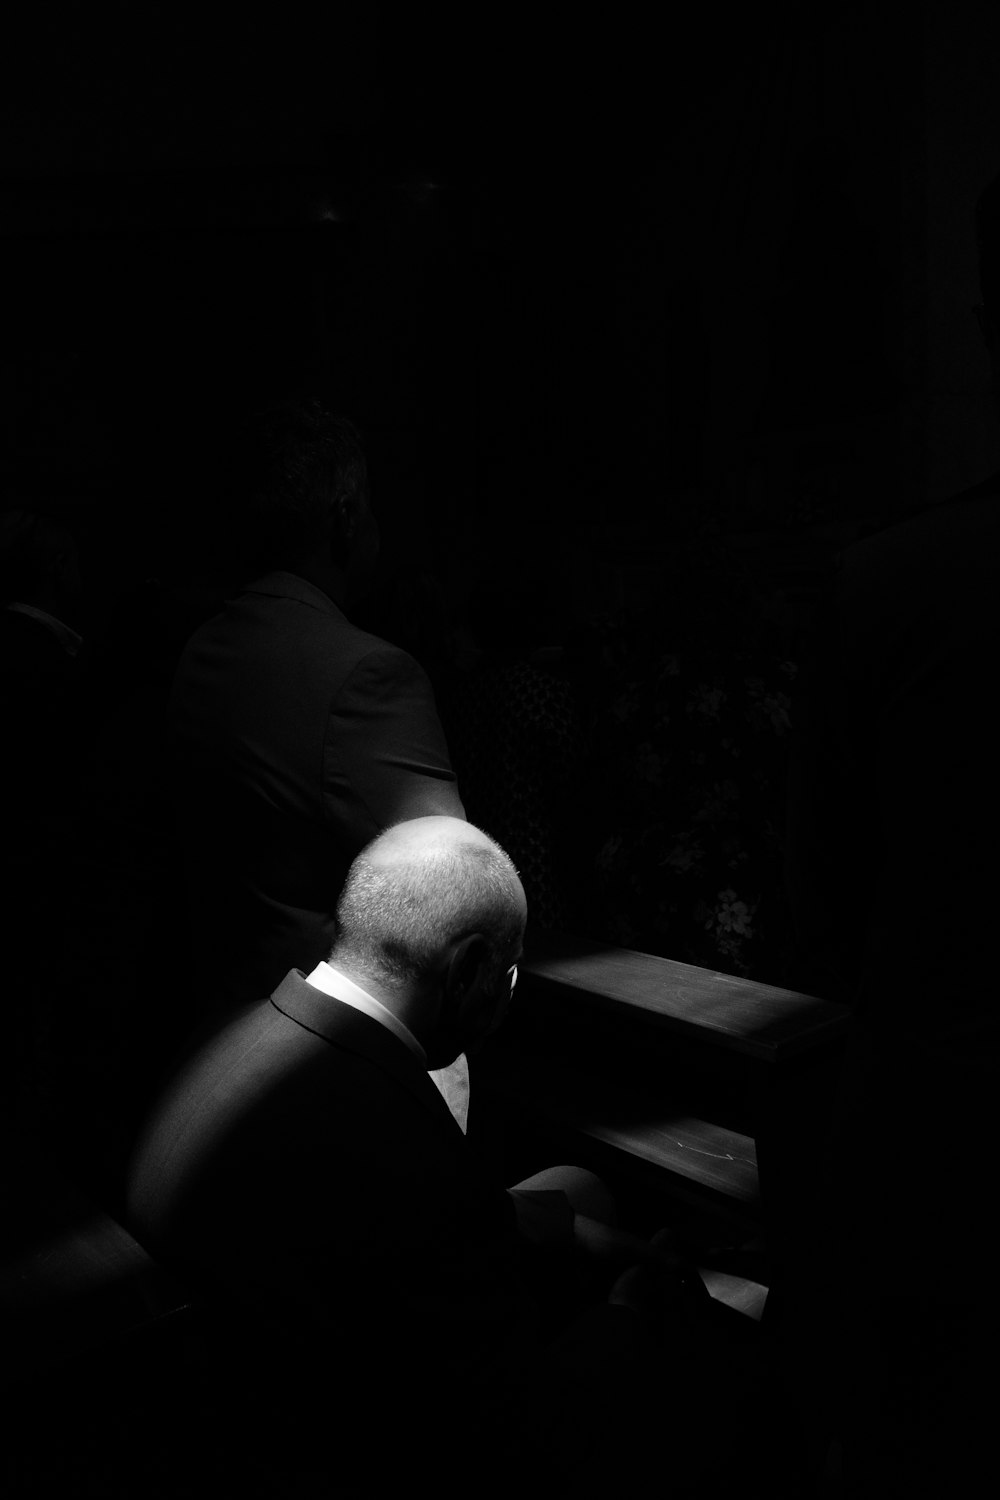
<box><xmin>323</xmin><ymin>644</ymin><xmax>466</xmax><ymax>842</ymax></box>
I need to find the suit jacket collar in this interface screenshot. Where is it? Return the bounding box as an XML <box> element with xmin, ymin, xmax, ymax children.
<box><xmin>269</xmin><ymin>968</ymin><xmax>459</xmax><ymax>1134</ymax></box>
<box><xmin>243</xmin><ymin>571</ymin><xmax>348</xmax><ymax>620</ymax></box>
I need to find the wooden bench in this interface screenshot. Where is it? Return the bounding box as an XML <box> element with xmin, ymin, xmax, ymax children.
<box><xmin>516</xmin><ymin>934</ymin><xmax>848</xmax><ymax>1064</ymax></box>
<box><xmin>476</xmin><ymin>933</ymin><xmax>850</xmax><ymax>1319</ymax></box>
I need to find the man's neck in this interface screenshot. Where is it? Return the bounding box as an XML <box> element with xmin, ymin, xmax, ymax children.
<box><xmin>312</xmin><ymin>959</ymin><xmax>429</xmax><ymax>1066</ymax></box>
<box><xmin>326</xmin><ymin>952</ymin><xmax>433</xmax><ymax>1049</ymax></box>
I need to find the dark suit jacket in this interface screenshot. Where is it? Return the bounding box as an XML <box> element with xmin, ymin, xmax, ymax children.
<box><xmin>127</xmin><ymin>972</ymin><xmax>716</xmax><ymax>1485</ymax></box>
<box><xmin>128</xmin><ymin>970</ymin><xmax>520</xmax><ymax>1323</ymax></box>
<box><xmin>168</xmin><ymin>571</ymin><xmax>465</xmax><ymax>1009</ymax></box>
<box><xmin>126</xmin><ymin>970</ymin><xmax>546</xmax><ymax>1459</ymax></box>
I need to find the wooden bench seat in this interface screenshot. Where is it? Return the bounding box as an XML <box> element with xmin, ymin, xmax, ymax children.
<box><xmin>520</xmin><ymin>933</ymin><xmax>849</xmax><ymax>1064</ymax></box>
<box><xmin>481</xmin><ymin>1050</ymin><xmax>760</xmax><ymax>1220</ymax></box>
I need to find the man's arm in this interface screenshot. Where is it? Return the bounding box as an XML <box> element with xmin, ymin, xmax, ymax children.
<box><xmin>509</xmin><ymin>1189</ymin><xmax>689</xmax><ymax>1273</ymax></box>
<box><xmin>324</xmin><ymin>645</ymin><xmax>466</xmax><ymax>843</ymax></box>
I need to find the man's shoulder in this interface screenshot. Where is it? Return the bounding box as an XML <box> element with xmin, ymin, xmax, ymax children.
<box><xmin>132</xmin><ymin>982</ymin><xmax>384</xmax><ymax>1173</ymax></box>
<box><xmin>178</xmin><ymin>972</ymin><xmax>430</xmax><ymax>1107</ymax></box>
<box><xmin>130</xmin><ymin>974</ymin><xmax>457</xmax><ymax>1226</ymax></box>
<box><xmin>209</xmin><ymin>573</ymin><xmax>410</xmax><ymax>657</ymax></box>
<box><xmin>175</xmin><ymin>573</ymin><xmax>419</xmax><ymax>699</ymax></box>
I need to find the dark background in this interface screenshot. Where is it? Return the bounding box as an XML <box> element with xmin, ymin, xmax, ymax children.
<box><xmin>6</xmin><ymin>4</ymin><xmax>990</xmax><ymax>594</ymax></box>
<box><xmin>4</xmin><ymin>0</ymin><xmax>1000</xmax><ymax>976</ymax></box>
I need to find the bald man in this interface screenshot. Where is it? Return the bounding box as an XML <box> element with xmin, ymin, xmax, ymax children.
<box><xmin>125</xmin><ymin>818</ymin><xmax>711</xmax><ymax>1486</ymax></box>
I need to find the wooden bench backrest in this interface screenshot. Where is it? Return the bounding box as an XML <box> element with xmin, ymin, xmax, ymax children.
<box><xmin>520</xmin><ymin>933</ymin><xmax>849</xmax><ymax>1064</ymax></box>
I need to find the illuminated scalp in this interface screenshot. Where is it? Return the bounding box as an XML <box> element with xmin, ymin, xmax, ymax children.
<box><xmin>333</xmin><ymin>826</ymin><xmax>524</xmax><ymax>988</ymax></box>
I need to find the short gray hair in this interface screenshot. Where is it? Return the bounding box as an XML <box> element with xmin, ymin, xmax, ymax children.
<box><xmin>333</xmin><ymin>830</ymin><xmax>523</xmax><ymax>988</ymax></box>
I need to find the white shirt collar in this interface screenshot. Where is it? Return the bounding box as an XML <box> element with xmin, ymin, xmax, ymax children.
<box><xmin>304</xmin><ymin>960</ymin><xmax>427</xmax><ymax>1067</ymax></box>
<box><xmin>5</xmin><ymin>601</ymin><xmax>83</xmax><ymax>658</ymax></box>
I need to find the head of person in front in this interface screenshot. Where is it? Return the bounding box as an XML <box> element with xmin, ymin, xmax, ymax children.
<box><xmin>236</xmin><ymin>394</ymin><xmax>381</xmax><ymax>609</ymax></box>
<box><xmin>317</xmin><ymin>815</ymin><xmax>526</xmax><ymax>1070</ymax></box>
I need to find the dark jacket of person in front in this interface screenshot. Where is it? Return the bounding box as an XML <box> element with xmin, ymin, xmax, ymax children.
<box><xmin>168</xmin><ymin>399</ymin><xmax>464</xmax><ymax>1014</ymax></box>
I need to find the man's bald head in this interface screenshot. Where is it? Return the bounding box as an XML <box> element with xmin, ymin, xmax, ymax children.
<box><xmin>331</xmin><ymin>817</ymin><xmax>526</xmax><ymax>993</ymax></box>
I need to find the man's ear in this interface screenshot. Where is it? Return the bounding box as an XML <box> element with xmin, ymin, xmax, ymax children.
<box><xmin>443</xmin><ymin>934</ymin><xmax>489</xmax><ymax>1005</ymax></box>
<box><xmin>334</xmin><ymin>491</ymin><xmax>360</xmax><ymax>542</ymax></box>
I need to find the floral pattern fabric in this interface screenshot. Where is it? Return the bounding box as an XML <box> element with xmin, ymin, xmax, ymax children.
<box><xmin>572</xmin><ymin>524</ymin><xmax>803</xmax><ymax>983</ymax></box>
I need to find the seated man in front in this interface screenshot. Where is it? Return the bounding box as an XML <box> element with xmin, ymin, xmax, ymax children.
<box><xmin>127</xmin><ymin>817</ymin><xmax>716</xmax><ymax>1485</ymax></box>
